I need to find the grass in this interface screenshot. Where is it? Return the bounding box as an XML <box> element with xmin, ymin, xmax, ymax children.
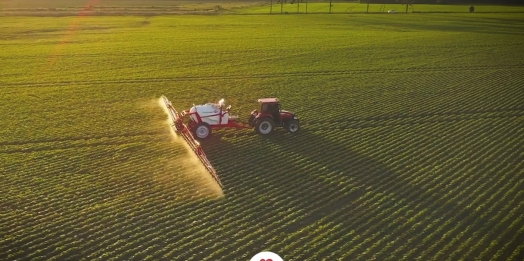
<box><xmin>0</xmin><ymin>0</ymin><xmax>266</xmax><ymax>16</ymax></box>
<box><xmin>1</xmin><ymin>5</ymin><xmax>524</xmax><ymax>261</ymax></box>
<box><xmin>0</xmin><ymin>0</ymin><xmax>260</xmax><ymax>8</ymax></box>
<box><xmin>2</xmin><ymin>1</ymin><xmax>524</xmax><ymax>16</ymax></box>
<box><xmin>237</xmin><ymin>3</ymin><xmax>524</xmax><ymax>14</ymax></box>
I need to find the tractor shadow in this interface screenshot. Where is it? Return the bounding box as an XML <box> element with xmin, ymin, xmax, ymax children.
<box><xmin>255</xmin><ymin>129</ymin><xmax>392</xmax><ymax>231</ymax></box>
<box><xmin>200</xmin><ymin>127</ymin><xmax>514</xmax><ymax>259</ymax></box>
<box><xmin>201</xmin><ymin>127</ymin><xmax>396</xmax><ymax>232</ymax></box>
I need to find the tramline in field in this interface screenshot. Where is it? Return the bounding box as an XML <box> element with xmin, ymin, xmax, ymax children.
<box><xmin>161</xmin><ymin>95</ymin><xmax>300</xmax><ymax>188</ymax></box>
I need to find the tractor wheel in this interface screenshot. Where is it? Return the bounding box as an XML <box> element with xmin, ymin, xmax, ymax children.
<box><xmin>286</xmin><ymin>119</ymin><xmax>300</xmax><ymax>133</ymax></box>
<box><xmin>255</xmin><ymin>118</ymin><xmax>275</xmax><ymax>135</ymax></box>
<box><xmin>194</xmin><ymin>122</ymin><xmax>211</xmax><ymax>139</ymax></box>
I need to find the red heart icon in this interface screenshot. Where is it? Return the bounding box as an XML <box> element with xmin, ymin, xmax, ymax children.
<box><xmin>260</xmin><ymin>259</ymin><xmax>273</xmax><ymax>261</ymax></box>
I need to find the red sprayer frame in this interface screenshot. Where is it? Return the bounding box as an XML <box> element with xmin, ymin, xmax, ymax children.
<box><xmin>161</xmin><ymin>95</ymin><xmax>223</xmax><ymax>188</ymax></box>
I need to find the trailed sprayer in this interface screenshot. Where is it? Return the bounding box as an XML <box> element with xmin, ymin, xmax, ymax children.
<box><xmin>161</xmin><ymin>95</ymin><xmax>300</xmax><ymax>188</ymax></box>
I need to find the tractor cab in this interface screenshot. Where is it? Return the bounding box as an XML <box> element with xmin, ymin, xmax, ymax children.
<box><xmin>248</xmin><ymin>97</ymin><xmax>300</xmax><ymax>135</ymax></box>
<box><xmin>258</xmin><ymin>98</ymin><xmax>281</xmax><ymax>123</ymax></box>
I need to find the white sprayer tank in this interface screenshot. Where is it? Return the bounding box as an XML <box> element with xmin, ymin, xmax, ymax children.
<box><xmin>189</xmin><ymin>103</ymin><xmax>229</xmax><ymax>125</ymax></box>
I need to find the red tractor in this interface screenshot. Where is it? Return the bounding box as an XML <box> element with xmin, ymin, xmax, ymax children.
<box><xmin>248</xmin><ymin>98</ymin><xmax>300</xmax><ymax>135</ymax></box>
<box><xmin>161</xmin><ymin>95</ymin><xmax>300</xmax><ymax>189</ymax></box>
<box><xmin>162</xmin><ymin>96</ymin><xmax>300</xmax><ymax>140</ymax></box>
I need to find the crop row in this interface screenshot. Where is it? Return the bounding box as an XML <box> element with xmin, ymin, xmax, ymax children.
<box><xmin>3</xmin><ymin>106</ymin><xmax>522</xmax><ymax>260</ymax></box>
<box><xmin>195</xmin><ymin>113</ymin><xmax>521</xmax><ymax>260</ymax></box>
<box><xmin>298</xmin><ymin>77</ymin><xmax>524</xmax><ymax>128</ymax></box>
<box><xmin>3</xmin><ymin>13</ymin><xmax>524</xmax><ymax>261</ymax></box>
<box><xmin>270</xmin><ymin>118</ymin><xmax>520</xmax><ymax>260</ymax></box>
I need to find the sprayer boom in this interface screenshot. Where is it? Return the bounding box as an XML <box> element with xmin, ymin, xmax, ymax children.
<box><xmin>161</xmin><ymin>95</ymin><xmax>223</xmax><ymax>188</ymax></box>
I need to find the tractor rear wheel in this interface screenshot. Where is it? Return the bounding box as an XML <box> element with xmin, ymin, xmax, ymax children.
<box><xmin>286</xmin><ymin>119</ymin><xmax>300</xmax><ymax>133</ymax></box>
<box><xmin>194</xmin><ymin>122</ymin><xmax>211</xmax><ymax>139</ymax></box>
<box><xmin>255</xmin><ymin>118</ymin><xmax>275</xmax><ymax>135</ymax></box>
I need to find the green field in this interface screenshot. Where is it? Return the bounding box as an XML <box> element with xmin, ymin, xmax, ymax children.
<box><xmin>0</xmin><ymin>0</ymin><xmax>265</xmax><ymax>16</ymax></box>
<box><xmin>1</xmin><ymin>2</ymin><xmax>524</xmax><ymax>261</ymax></box>
<box><xmin>238</xmin><ymin>2</ymin><xmax>524</xmax><ymax>14</ymax></box>
<box><xmin>2</xmin><ymin>0</ymin><xmax>524</xmax><ymax>16</ymax></box>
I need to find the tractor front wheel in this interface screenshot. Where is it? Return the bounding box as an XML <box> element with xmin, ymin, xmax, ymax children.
<box><xmin>255</xmin><ymin>118</ymin><xmax>275</xmax><ymax>135</ymax></box>
<box><xmin>286</xmin><ymin>119</ymin><xmax>300</xmax><ymax>133</ymax></box>
<box><xmin>194</xmin><ymin>122</ymin><xmax>211</xmax><ymax>139</ymax></box>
